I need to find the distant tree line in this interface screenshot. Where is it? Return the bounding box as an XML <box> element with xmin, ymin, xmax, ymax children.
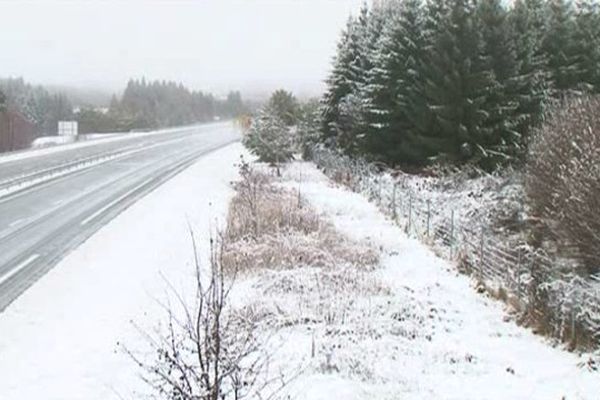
<box><xmin>102</xmin><ymin>78</ymin><xmax>247</xmax><ymax>133</ymax></box>
<box><xmin>321</xmin><ymin>0</ymin><xmax>600</xmax><ymax>169</ymax></box>
<box><xmin>0</xmin><ymin>77</ymin><xmax>248</xmax><ymax>136</ymax></box>
<box><xmin>0</xmin><ymin>77</ymin><xmax>73</xmax><ymax>135</ymax></box>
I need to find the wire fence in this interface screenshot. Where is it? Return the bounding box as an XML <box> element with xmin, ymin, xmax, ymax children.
<box><xmin>311</xmin><ymin>146</ymin><xmax>600</xmax><ymax>349</ymax></box>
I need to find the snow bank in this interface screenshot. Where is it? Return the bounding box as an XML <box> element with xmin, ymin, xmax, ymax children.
<box><xmin>0</xmin><ymin>121</ymin><xmax>226</xmax><ymax>166</ymax></box>
<box><xmin>31</xmin><ymin>135</ymin><xmax>77</xmax><ymax>148</ymax></box>
<box><xmin>0</xmin><ymin>143</ymin><xmax>247</xmax><ymax>400</ymax></box>
<box><xmin>237</xmin><ymin>162</ymin><xmax>599</xmax><ymax>400</ymax></box>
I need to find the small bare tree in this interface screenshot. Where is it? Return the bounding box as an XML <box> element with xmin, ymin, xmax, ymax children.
<box><xmin>129</xmin><ymin>230</ymin><xmax>293</xmax><ymax>400</ymax></box>
<box><xmin>230</xmin><ymin>159</ymin><xmax>270</xmax><ymax>239</ymax></box>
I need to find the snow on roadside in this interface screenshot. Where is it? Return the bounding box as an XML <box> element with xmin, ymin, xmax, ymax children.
<box><xmin>0</xmin><ymin>142</ymin><xmax>247</xmax><ymax>400</ymax></box>
<box><xmin>235</xmin><ymin>161</ymin><xmax>599</xmax><ymax>400</ymax></box>
<box><xmin>0</xmin><ymin>122</ymin><xmax>223</xmax><ymax>166</ymax></box>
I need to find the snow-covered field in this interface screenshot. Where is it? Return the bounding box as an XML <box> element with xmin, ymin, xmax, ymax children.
<box><xmin>0</xmin><ymin>143</ymin><xmax>247</xmax><ymax>400</ymax></box>
<box><xmin>232</xmin><ymin>162</ymin><xmax>599</xmax><ymax>400</ymax></box>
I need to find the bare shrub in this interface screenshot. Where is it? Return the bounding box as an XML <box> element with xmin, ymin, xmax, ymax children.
<box><xmin>129</xmin><ymin>232</ymin><xmax>294</xmax><ymax>400</ymax></box>
<box><xmin>223</xmin><ymin>163</ymin><xmax>378</xmax><ymax>274</ymax></box>
<box><xmin>227</xmin><ymin>161</ymin><xmax>320</xmax><ymax>241</ymax></box>
<box><xmin>526</xmin><ymin>95</ymin><xmax>600</xmax><ymax>275</ymax></box>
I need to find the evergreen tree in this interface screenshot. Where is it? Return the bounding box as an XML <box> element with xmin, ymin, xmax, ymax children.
<box><xmin>296</xmin><ymin>99</ymin><xmax>323</xmax><ymax>160</ymax></box>
<box><xmin>362</xmin><ymin>0</ymin><xmax>432</xmax><ymax>165</ymax></box>
<box><xmin>476</xmin><ymin>0</ymin><xmax>522</xmax><ymax>164</ymax></box>
<box><xmin>542</xmin><ymin>0</ymin><xmax>580</xmax><ymax>92</ymax></box>
<box><xmin>321</xmin><ymin>16</ymin><xmax>363</xmax><ymax>152</ymax></box>
<box><xmin>320</xmin><ymin>0</ymin><xmax>600</xmax><ymax>169</ymax></box>
<box><xmin>573</xmin><ymin>0</ymin><xmax>600</xmax><ymax>92</ymax></box>
<box><xmin>243</xmin><ymin>106</ymin><xmax>294</xmax><ymax>164</ymax></box>
<box><xmin>424</xmin><ymin>0</ymin><xmax>497</xmax><ymax>164</ymax></box>
<box><xmin>268</xmin><ymin>89</ymin><xmax>299</xmax><ymax>126</ymax></box>
<box><xmin>360</xmin><ymin>6</ymin><xmax>398</xmax><ymax>158</ymax></box>
<box><xmin>355</xmin><ymin>2</ymin><xmax>389</xmax><ymax>147</ymax></box>
<box><xmin>510</xmin><ymin>0</ymin><xmax>549</xmax><ymax>145</ymax></box>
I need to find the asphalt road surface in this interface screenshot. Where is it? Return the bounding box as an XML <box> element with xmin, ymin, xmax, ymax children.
<box><xmin>0</xmin><ymin>121</ymin><xmax>240</xmax><ymax>311</ymax></box>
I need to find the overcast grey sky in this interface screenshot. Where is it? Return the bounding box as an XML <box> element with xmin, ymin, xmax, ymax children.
<box><xmin>0</xmin><ymin>0</ymin><xmax>366</xmax><ymax>97</ymax></box>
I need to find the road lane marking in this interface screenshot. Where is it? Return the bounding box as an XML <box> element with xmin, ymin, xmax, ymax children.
<box><xmin>9</xmin><ymin>218</ymin><xmax>25</xmax><ymax>227</ymax></box>
<box><xmin>0</xmin><ymin>136</ymin><xmax>191</xmax><ymax>202</ymax></box>
<box><xmin>0</xmin><ymin>142</ymin><xmax>207</xmax><ymax>243</ymax></box>
<box><xmin>0</xmin><ymin>254</ymin><xmax>40</xmax><ymax>286</ymax></box>
<box><xmin>81</xmin><ymin>177</ymin><xmax>154</xmax><ymax>226</ymax></box>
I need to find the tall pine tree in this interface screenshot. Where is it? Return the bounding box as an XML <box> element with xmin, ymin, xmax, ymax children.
<box><xmin>321</xmin><ymin>16</ymin><xmax>363</xmax><ymax>152</ymax></box>
<box><xmin>573</xmin><ymin>0</ymin><xmax>600</xmax><ymax>92</ymax></box>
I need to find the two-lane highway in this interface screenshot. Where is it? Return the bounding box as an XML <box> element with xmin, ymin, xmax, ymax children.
<box><xmin>0</xmin><ymin>121</ymin><xmax>240</xmax><ymax>311</ymax></box>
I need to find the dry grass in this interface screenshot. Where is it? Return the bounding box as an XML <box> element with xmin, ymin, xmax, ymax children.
<box><xmin>222</xmin><ymin>163</ymin><xmax>379</xmax><ymax>274</ymax></box>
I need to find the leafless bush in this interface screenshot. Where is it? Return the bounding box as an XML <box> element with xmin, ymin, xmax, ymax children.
<box><xmin>129</xmin><ymin>231</ymin><xmax>294</xmax><ymax>400</ymax></box>
<box><xmin>227</xmin><ymin>161</ymin><xmax>319</xmax><ymax>241</ymax></box>
<box><xmin>527</xmin><ymin>95</ymin><xmax>600</xmax><ymax>275</ymax></box>
<box><xmin>223</xmin><ymin>162</ymin><xmax>378</xmax><ymax>274</ymax></box>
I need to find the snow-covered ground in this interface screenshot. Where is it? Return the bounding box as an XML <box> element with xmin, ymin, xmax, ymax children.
<box><xmin>0</xmin><ymin>149</ymin><xmax>597</xmax><ymax>400</ymax></box>
<box><xmin>0</xmin><ymin>143</ymin><xmax>247</xmax><ymax>400</ymax></box>
<box><xmin>233</xmin><ymin>162</ymin><xmax>599</xmax><ymax>400</ymax></box>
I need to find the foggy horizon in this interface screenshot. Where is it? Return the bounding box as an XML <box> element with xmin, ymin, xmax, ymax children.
<box><xmin>0</xmin><ymin>0</ymin><xmax>367</xmax><ymax>99</ymax></box>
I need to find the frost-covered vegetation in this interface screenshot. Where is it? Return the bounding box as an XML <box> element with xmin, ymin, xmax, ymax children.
<box><xmin>311</xmin><ymin>143</ymin><xmax>600</xmax><ymax>350</ymax></box>
<box><xmin>297</xmin><ymin>0</ymin><xmax>600</xmax><ymax>351</ymax></box>
<box><xmin>223</xmin><ymin>160</ymin><xmax>378</xmax><ymax>274</ymax></box>
<box><xmin>242</xmin><ymin>90</ymin><xmax>321</xmax><ymax>166</ymax></box>
<box><xmin>154</xmin><ymin>160</ymin><xmax>597</xmax><ymax>399</ymax></box>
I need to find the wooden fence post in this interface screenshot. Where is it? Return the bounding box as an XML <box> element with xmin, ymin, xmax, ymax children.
<box><xmin>407</xmin><ymin>193</ymin><xmax>413</xmax><ymax>235</ymax></box>
<box><xmin>479</xmin><ymin>227</ymin><xmax>485</xmax><ymax>280</ymax></box>
<box><xmin>449</xmin><ymin>210</ymin><xmax>455</xmax><ymax>257</ymax></box>
<box><xmin>426</xmin><ymin>199</ymin><xmax>431</xmax><ymax>238</ymax></box>
<box><xmin>392</xmin><ymin>182</ymin><xmax>397</xmax><ymax>221</ymax></box>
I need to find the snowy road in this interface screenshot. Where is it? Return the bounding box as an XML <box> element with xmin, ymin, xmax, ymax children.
<box><xmin>0</xmin><ymin>121</ymin><xmax>240</xmax><ymax>311</ymax></box>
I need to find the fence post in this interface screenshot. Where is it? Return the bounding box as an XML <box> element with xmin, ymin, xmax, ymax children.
<box><xmin>479</xmin><ymin>227</ymin><xmax>485</xmax><ymax>280</ymax></box>
<box><xmin>571</xmin><ymin>289</ymin><xmax>577</xmax><ymax>345</ymax></box>
<box><xmin>449</xmin><ymin>210</ymin><xmax>454</xmax><ymax>257</ymax></box>
<box><xmin>426</xmin><ymin>199</ymin><xmax>431</xmax><ymax>238</ymax></box>
<box><xmin>407</xmin><ymin>193</ymin><xmax>413</xmax><ymax>235</ymax></box>
<box><xmin>516</xmin><ymin>248</ymin><xmax>522</xmax><ymax>303</ymax></box>
<box><xmin>392</xmin><ymin>182</ymin><xmax>397</xmax><ymax>221</ymax></box>
<box><xmin>527</xmin><ymin>254</ymin><xmax>536</xmax><ymax>315</ymax></box>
